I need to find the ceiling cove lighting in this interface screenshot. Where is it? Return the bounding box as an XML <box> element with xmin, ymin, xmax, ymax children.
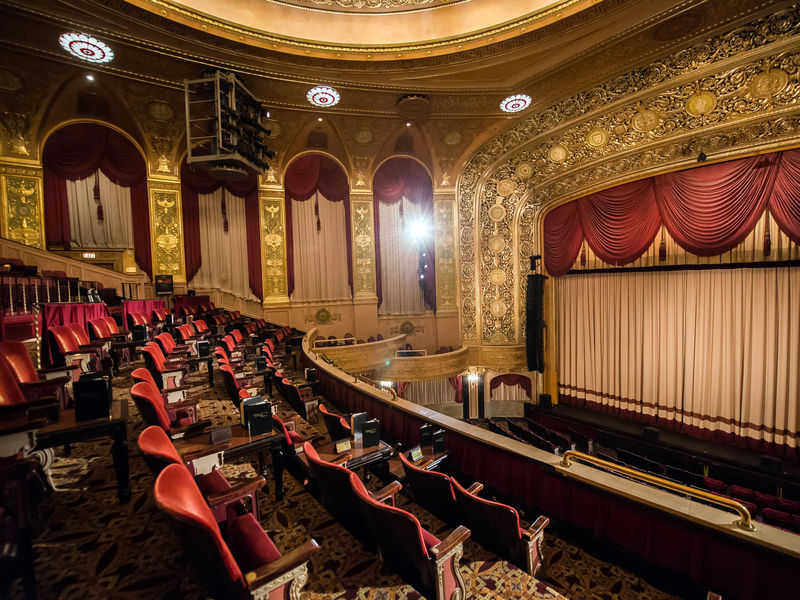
<box><xmin>59</xmin><ymin>32</ymin><xmax>115</xmax><ymax>64</ymax></box>
<box><xmin>500</xmin><ymin>94</ymin><xmax>531</xmax><ymax>113</ymax></box>
<box><xmin>307</xmin><ymin>85</ymin><xmax>340</xmax><ymax>107</ymax></box>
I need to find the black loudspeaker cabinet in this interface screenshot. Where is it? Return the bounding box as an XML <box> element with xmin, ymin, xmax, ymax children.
<box><xmin>526</xmin><ymin>273</ymin><xmax>547</xmax><ymax>373</ymax></box>
<box><xmin>74</xmin><ymin>371</ymin><xmax>113</xmax><ymax>421</ymax></box>
<box><xmin>539</xmin><ymin>393</ymin><xmax>552</xmax><ymax>410</ymax></box>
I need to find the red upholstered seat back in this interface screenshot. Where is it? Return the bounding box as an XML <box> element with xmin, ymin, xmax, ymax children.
<box><xmin>176</xmin><ymin>325</ymin><xmax>193</xmax><ymax>341</ymax></box>
<box><xmin>222</xmin><ymin>336</ymin><xmax>236</xmax><ymax>353</ymax></box>
<box><xmin>153</xmin><ymin>308</ymin><xmax>169</xmax><ymax>321</ymax></box>
<box><xmin>193</xmin><ymin>320</ymin><xmax>208</xmax><ymax>333</ymax></box>
<box><xmin>399</xmin><ymin>451</ymin><xmax>458</xmax><ymax>522</ymax></box>
<box><xmin>130</xmin><ymin>381</ymin><xmax>172</xmax><ymax>430</ymax></box>
<box><xmin>49</xmin><ymin>325</ymin><xmax>80</xmax><ymax>353</ymax></box>
<box><xmin>232</xmin><ymin>329</ymin><xmax>243</xmax><ymax>343</ymax></box>
<box><xmin>319</xmin><ymin>404</ymin><xmax>352</xmax><ymax>440</ymax></box>
<box><xmin>0</xmin><ymin>355</ymin><xmax>27</xmax><ymax>405</ymax></box>
<box><xmin>131</xmin><ymin>367</ymin><xmax>158</xmax><ymax>388</ymax></box>
<box><xmin>142</xmin><ymin>345</ymin><xmax>166</xmax><ymax>371</ymax></box>
<box><xmin>101</xmin><ymin>317</ymin><xmax>120</xmax><ymax>334</ymax></box>
<box><xmin>138</xmin><ymin>425</ymin><xmax>184</xmax><ymax>465</ymax></box>
<box><xmin>273</xmin><ymin>415</ymin><xmax>293</xmax><ymax>446</ymax></box>
<box><xmin>0</xmin><ymin>341</ymin><xmax>39</xmax><ymax>384</ymax></box>
<box><xmin>65</xmin><ymin>323</ymin><xmax>90</xmax><ymax>346</ymax></box>
<box><xmin>153</xmin><ymin>464</ymin><xmax>243</xmax><ymax>585</ymax></box>
<box><xmin>156</xmin><ymin>333</ymin><xmax>176</xmax><ymax>354</ymax></box>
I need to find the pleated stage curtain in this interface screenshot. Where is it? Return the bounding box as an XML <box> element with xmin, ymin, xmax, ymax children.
<box><xmin>544</xmin><ymin>148</ymin><xmax>800</xmax><ymax>275</ymax></box>
<box><xmin>43</xmin><ymin>123</ymin><xmax>151</xmax><ymax>278</ymax></box>
<box><xmin>557</xmin><ymin>266</ymin><xmax>800</xmax><ymax>456</ymax></box>
<box><xmin>404</xmin><ymin>378</ymin><xmax>454</xmax><ymax>406</ymax></box>
<box><xmin>66</xmin><ymin>171</ymin><xmax>134</xmax><ymax>249</ymax></box>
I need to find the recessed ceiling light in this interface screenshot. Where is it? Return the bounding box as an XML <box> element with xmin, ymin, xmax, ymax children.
<box><xmin>85</xmin><ymin>74</ymin><xmax>95</xmax><ymax>81</ymax></box>
<box><xmin>500</xmin><ymin>94</ymin><xmax>532</xmax><ymax>113</ymax></box>
<box><xmin>59</xmin><ymin>32</ymin><xmax>115</xmax><ymax>64</ymax></box>
<box><xmin>317</xmin><ymin>117</ymin><xmax>323</xmax><ymax>122</ymax></box>
<box><xmin>307</xmin><ymin>85</ymin><xmax>340</xmax><ymax>107</ymax></box>
<box><xmin>405</xmin><ymin>122</ymin><xmax>412</xmax><ymax>127</ymax></box>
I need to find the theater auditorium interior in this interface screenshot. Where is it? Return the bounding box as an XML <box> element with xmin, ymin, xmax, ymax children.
<box><xmin>0</xmin><ymin>0</ymin><xmax>799</xmax><ymax>598</ymax></box>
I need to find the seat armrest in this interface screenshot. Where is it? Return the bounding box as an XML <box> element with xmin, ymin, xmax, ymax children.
<box><xmin>170</xmin><ymin>419</ymin><xmax>212</xmax><ymax>439</ymax></box>
<box><xmin>206</xmin><ymin>476</ymin><xmax>266</xmax><ymax>507</ymax></box>
<box><xmin>521</xmin><ymin>515</ymin><xmax>549</xmax><ymax>540</ymax></box>
<box><xmin>430</xmin><ymin>525</ymin><xmax>470</xmax><ymax>558</ymax></box>
<box><xmin>369</xmin><ymin>480</ymin><xmax>402</xmax><ymax>504</ymax></box>
<box><xmin>36</xmin><ymin>366</ymin><xmax>75</xmax><ymax>376</ymax></box>
<box><xmin>466</xmin><ymin>481</ymin><xmax>484</xmax><ymax>495</ymax></box>
<box><xmin>77</xmin><ymin>343</ymin><xmax>104</xmax><ymax>351</ymax></box>
<box><xmin>20</xmin><ymin>377</ymin><xmax>69</xmax><ymax>389</ymax></box>
<box><xmin>245</xmin><ymin>539</ymin><xmax>320</xmax><ymax>590</ymax></box>
<box><xmin>182</xmin><ymin>441</ymin><xmax>232</xmax><ymax>462</ymax></box>
<box><xmin>165</xmin><ymin>398</ymin><xmax>198</xmax><ymax>410</ymax></box>
<box><xmin>330</xmin><ymin>453</ymin><xmax>352</xmax><ymax>465</ymax></box>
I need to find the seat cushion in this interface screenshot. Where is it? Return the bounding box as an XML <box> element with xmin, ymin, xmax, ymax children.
<box><xmin>196</xmin><ymin>469</ymin><xmax>231</xmax><ymax>496</ymax></box>
<box><xmin>288</xmin><ymin>430</ymin><xmax>304</xmax><ymax>444</ymax></box>
<box><xmin>420</xmin><ymin>528</ymin><xmax>440</xmax><ymax>552</ymax></box>
<box><xmin>226</xmin><ymin>513</ymin><xmax>282</xmax><ymax>572</ymax></box>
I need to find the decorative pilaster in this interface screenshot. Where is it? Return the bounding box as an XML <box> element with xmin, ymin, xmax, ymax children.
<box><xmin>0</xmin><ymin>158</ymin><xmax>45</xmax><ymax>249</ymax></box>
<box><xmin>260</xmin><ymin>185</ymin><xmax>289</xmax><ymax>304</ymax></box>
<box><xmin>433</xmin><ymin>192</ymin><xmax>457</xmax><ymax>314</ymax></box>
<box><xmin>148</xmin><ymin>177</ymin><xmax>185</xmax><ymax>282</ymax></box>
<box><xmin>350</xmin><ymin>191</ymin><xmax>377</xmax><ymax>300</ymax></box>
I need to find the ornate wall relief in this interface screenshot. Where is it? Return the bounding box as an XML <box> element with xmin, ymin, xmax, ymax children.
<box><xmin>148</xmin><ymin>179</ymin><xmax>185</xmax><ymax>281</ymax></box>
<box><xmin>261</xmin><ymin>186</ymin><xmax>289</xmax><ymax>303</ymax></box>
<box><xmin>304</xmin><ymin>307</ymin><xmax>342</xmax><ymax>325</ymax></box>
<box><xmin>458</xmin><ymin>5</ymin><xmax>800</xmax><ymax>345</ymax></box>
<box><xmin>433</xmin><ymin>193</ymin><xmax>457</xmax><ymax>314</ymax></box>
<box><xmin>0</xmin><ymin>161</ymin><xmax>44</xmax><ymax>248</ymax></box>
<box><xmin>350</xmin><ymin>192</ymin><xmax>377</xmax><ymax>299</ymax></box>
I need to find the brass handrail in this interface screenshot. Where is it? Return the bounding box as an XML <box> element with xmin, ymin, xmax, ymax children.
<box><xmin>560</xmin><ymin>450</ymin><xmax>756</xmax><ymax>531</ymax></box>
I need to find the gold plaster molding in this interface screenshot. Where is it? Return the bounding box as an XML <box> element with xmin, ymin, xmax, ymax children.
<box><xmin>351</xmin><ymin>196</ymin><xmax>377</xmax><ymax>299</ymax></box>
<box><xmin>434</xmin><ymin>193</ymin><xmax>458</xmax><ymax>314</ymax></box>
<box><xmin>0</xmin><ymin>161</ymin><xmax>44</xmax><ymax>249</ymax></box>
<box><xmin>148</xmin><ymin>178</ymin><xmax>186</xmax><ymax>282</ymax></box>
<box><xmin>316</xmin><ymin>334</ymin><xmax>406</xmax><ymax>373</ymax></box>
<box><xmin>376</xmin><ymin>345</ymin><xmax>468</xmax><ymax>381</ymax></box>
<box><xmin>261</xmin><ymin>188</ymin><xmax>290</xmax><ymax>304</ymax></box>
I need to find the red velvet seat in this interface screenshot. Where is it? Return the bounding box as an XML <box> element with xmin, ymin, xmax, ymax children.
<box><xmin>0</xmin><ymin>341</ymin><xmax>72</xmax><ymax>409</ymax></box>
<box><xmin>138</xmin><ymin>425</ymin><xmax>263</xmax><ymax>524</ymax></box>
<box><xmin>272</xmin><ymin>414</ymin><xmax>305</xmax><ymax>447</ymax></box>
<box><xmin>778</xmin><ymin>497</ymin><xmax>800</xmax><ymax>513</ymax></box>
<box><xmin>452</xmin><ymin>477</ymin><xmax>549</xmax><ymax>577</ymax></box>
<box><xmin>763</xmin><ymin>507</ymin><xmax>793</xmax><ymax>529</ymax></box>
<box><xmin>319</xmin><ymin>403</ymin><xmax>351</xmax><ymax>441</ymax></box>
<box><xmin>0</xmin><ymin>356</ymin><xmax>58</xmax><ymax>423</ymax></box>
<box><xmin>130</xmin><ymin>380</ymin><xmax>204</xmax><ymax>438</ymax></box>
<box><xmin>703</xmin><ymin>477</ymin><xmax>726</xmax><ymax>493</ymax></box>
<box><xmin>303</xmin><ymin>442</ymin><xmax>400</xmax><ymax>547</ymax></box>
<box><xmin>65</xmin><ymin>322</ymin><xmax>109</xmax><ymax>368</ymax></box>
<box><xmin>142</xmin><ymin>343</ymin><xmax>189</xmax><ymax>390</ymax></box>
<box><xmin>754</xmin><ymin>491</ymin><xmax>780</xmax><ymax>510</ymax></box>
<box><xmin>47</xmin><ymin>325</ymin><xmax>95</xmax><ymax>379</ymax></box>
<box><xmin>399</xmin><ymin>450</ymin><xmax>461</xmax><ymax>526</ymax></box>
<box><xmin>132</xmin><ymin>367</ymin><xmax>196</xmax><ymax>419</ymax></box>
<box><xmin>349</xmin><ymin>471</ymin><xmax>468</xmax><ymax>600</ymax></box>
<box><xmin>156</xmin><ymin>332</ymin><xmax>191</xmax><ymax>357</ymax></box>
<box><xmin>154</xmin><ymin>464</ymin><xmax>319</xmax><ymax>600</ymax></box>
<box><xmin>220</xmin><ymin>364</ymin><xmax>257</xmax><ymax>408</ymax></box>
<box><xmin>729</xmin><ymin>485</ymin><xmax>754</xmax><ymax>501</ymax></box>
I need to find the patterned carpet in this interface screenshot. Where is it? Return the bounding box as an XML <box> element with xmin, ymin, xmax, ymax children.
<box><xmin>9</xmin><ymin>357</ymin><xmax>685</xmax><ymax>600</ymax></box>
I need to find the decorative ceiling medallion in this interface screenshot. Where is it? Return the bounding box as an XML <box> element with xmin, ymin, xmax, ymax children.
<box><xmin>0</xmin><ymin>69</ymin><xmax>22</xmax><ymax>92</ymax></box>
<box><xmin>586</xmin><ymin>128</ymin><xmax>609</xmax><ymax>148</ymax></box>
<box><xmin>355</xmin><ymin>128</ymin><xmax>373</xmax><ymax>144</ymax></box>
<box><xmin>685</xmin><ymin>90</ymin><xmax>716</xmax><ymax>116</ymax></box>
<box><xmin>749</xmin><ymin>69</ymin><xmax>789</xmax><ymax>98</ymax></box>
<box><xmin>444</xmin><ymin>131</ymin><xmax>462</xmax><ymax>145</ymax></box>
<box><xmin>488</xmin><ymin>204</ymin><xmax>506</xmax><ymax>222</ymax></box>
<box><xmin>548</xmin><ymin>144</ymin><xmax>568</xmax><ymax>163</ymax></box>
<box><xmin>58</xmin><ymin>32</ymin><xmax>114</xmax><ymax>64</ymax></box>
<box><xmin>500</xmin><ymin>94</ymin><xmax>532</xmax><ymax>113</ymax></box>
<box><xmin>306</xmin><ymin>85</ymin><xmax>340</xmax><ymax>107</ymax></box>
<box><xmin>490</xmin><ymin>299</ymin><xmax>508</xmax><ymax>318</ymax></box>
<box><xmin>631</xmin><ymin>109</ymin><xmax>659</xmax><ymax>133</ymax></box>
<box><xmin>496</xmin><ymin>178</ymin><xmax>516</xmax><ymax>197</ymax></box>
<box><xmin>147</xmin><ymin>101</ymin><xmax>174</xmax><ymax>121</ymax></box>
<box><xmin>489</xmin><ymin>268</ymin><xmax>507</xmax><ymax>286</ymax></box>
<box><xmin>515</xmin><ymin>162</ymin><xmax>533</xmax><ymax>179</ymax></box>
<box><xmin>488</xmin><ymin>235</ymin><xmax>505</xmax><ymax>253</ymax></box>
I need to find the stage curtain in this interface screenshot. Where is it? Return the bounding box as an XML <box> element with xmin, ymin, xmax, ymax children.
<box><xmin>284</xmin><ymin>155</ymin><xmax>352</xmax><ymax>300</ymax></box>
<box><xmin>180</xmin><ymin>160</ymin><xmax>262</xmax><ymax>298</ymax></box>
<box><xmin>489</xmin><ymin>374</ymin><xmax>532</xmax><ymax>399</ymax></box>
<box><xmin>373</xmin><ymin>158</ymin><xmax>435</xmax><ymax>311</ymax></box>
<box><xmin>405</xmin><ymin>378</ymin><xmax>454</xmax><ymax>406</ymax></box>
<box><xmin>448</xmin><ymin>375</ymin><xmax>463</xmax><ymax>403</ymax></box>
<box><xmin>543</xmin><ymin>148</ymin><xmax>800</xmax><ymax>275</ymax></box>
<box><xmin>66</xmin><ymin>171</ymin><xmax>134</xmax><ymax>248</ymax></box>
<box><xmin>42</xmin><ymin>123</ymin><xmax>151</xmax><ymax>277</ymax></box>
<box><xmin>192</xmin><ymin>189</ymin><xmax>255</xmax><ymax>301</ymax></box>
<box><xmin>557</xmin><ymin>267</ymin><xmax>800</xmax><ymax>455</ymax></box>
<box><xmin>377</xmin><ymin>198</ymin><xmax>426</xmax><ymax>314</ymax></box>
<box><xmin>396</xmin><ymin>381</ymin><xmax>410</xmax><ymax>398</ymax></box>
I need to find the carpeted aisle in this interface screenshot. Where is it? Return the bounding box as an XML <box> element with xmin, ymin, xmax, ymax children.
<box><xmin>9</xmin><ymin>362</ymin><xmax>684</xmax><ymax>600</ymax></box>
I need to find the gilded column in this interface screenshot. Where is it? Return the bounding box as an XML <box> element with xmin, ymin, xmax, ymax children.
<box><xmin>148</xmin><ymin>177</ymin><xmax>186</xmax><ymax>282</ymax></box>
<box><xmin>260</xmin><ymin>184</ymin><xmax>289</xmax><ymax>304</ymax></box>
<box><xmin>350</xmin><ymin>190</ymin><xmax>377</xmax><ymax>301</ymax></box>
<box><xmin>434</xmin><ymin>191</ymin><xmax>458</xmax><ymax>314</ymax></box>
<box><xmin>0</xmin><ymin>158</ymin><xmax>45</xmax><ymax>249</ymax></box>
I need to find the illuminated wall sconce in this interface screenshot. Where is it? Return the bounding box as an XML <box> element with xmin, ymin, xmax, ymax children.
<box><xmin>379</xmin><ymin>380</ymin><xmax>393</xmax><ymax>388</ymax></box>
<box><xmin>467</xmin><ymin>369</ymin><xmax>480</xmax><ymax>384</ymax></box>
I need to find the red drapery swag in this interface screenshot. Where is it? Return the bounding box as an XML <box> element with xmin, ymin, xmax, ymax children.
<box><xmin>42</xmin><ymin>123</ymin><xmax>152</xmax><ymax>278</ymax></box>
<box><xmin>180</xmin><ymin>159</ymin><xmax>263</xmax><ymax>300</ymax></box>
<box><xmin>447</xmin><ymin>375</ymin><xmax>463</xmax><ymax>403</ymax></box>
<box><xmin>489</xmin><ymin>374</ymin><xmax>532</xmax><ymax>399</ymax></box>
<box><xmin>283</xmin><ymin>154</ymin><xmax>353</xmax><ymax>297</ymax></box>
<box><xmin>544</xmin><ymin>149</ymin><xmax>800</xmax><ymax>276</ymax></box>
<box><xmin>372</xmin><ymin>158</ymin><xmax>436</xmax><ymax>310</ymax></box>
<box><xmin>396</xmin><ymin>381</ymin><xmax>410</xmax><ymax>398</ymax></box>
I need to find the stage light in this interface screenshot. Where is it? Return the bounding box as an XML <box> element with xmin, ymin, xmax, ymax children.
<box><xmin>406</xmin><ymin>216</ymin><xmax>431</xmax><ymax>243</ymax></box>
<box><xmin>467</xmin><ymin>371</ymin><xmax>479</xmax><ymax>383</ymax></box>
<box><xmin>85</xmin><ymin>74</ymin><xmax>94</xmax><ymax>81</ymax></box>
<box><xmin>379</xmin><ymin>380</ymin><xmax>392</xmax><ymax>388</ymax></box>
<box><xmin>406</xmin><ymin>121</ymin><xmax>411</xmax><ymax>127</ymax></box>
<box><xmin>317</xmin><ymin>117</ymin><xmax>323</xmax><ymax>122</ymax></box>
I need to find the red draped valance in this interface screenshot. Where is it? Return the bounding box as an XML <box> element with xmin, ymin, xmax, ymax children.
<box><xmin>489</xmin><ymin>374</ymin><xmax>532</xmax><ymax>399</ymax></box>
<box><xmin>180</xmin><ymin>159</ymin><xmax>262</xmax><ymax>300</ymax></box>
<box><xmin>544</xmin><ymin>148</ymin><xmax>800</xmax><ymax>276</ymax></box>
<box><xmin>42</xmin><ymin>123</ymin><xmax>151</xmax><ymax>278</ymax></box>
<box><xmin>372</xmin><ymin>158</ymin><xmax>436</xmax><ymax>310</ymax></box>
<box><xmin>283</xmin><ymin>154</ymin><xmax>353</xmax><ymax>297</ymax></box>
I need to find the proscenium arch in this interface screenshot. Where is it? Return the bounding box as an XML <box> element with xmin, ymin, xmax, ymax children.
<box><xmin>372</xmin><ymin>154</ymin><xmax>434</xmax><ymax>186</ymax></box>
<box><xmin>283</xmin><ymin>150</ymin><xmax>351</xmax><ymax>187</ymax></box>
<box><xmin>40</xmin><ymin>118</ymin><xmax>148</xmax><ymax>166</ymax></box>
